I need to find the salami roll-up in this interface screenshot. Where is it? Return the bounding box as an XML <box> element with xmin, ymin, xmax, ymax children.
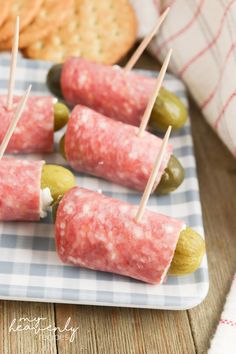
<box><xmin>63</xmin><ymin>105</ymin><xmax>173</xmax><ymax>192</ymax></box>
<box><xmin>48</xmin><ymin>57</ymin><xmax>187</xmax><ymax>131</ymax></box>
<box><xmin>0</xmin><ymin>96</ymin><xmax>70</xmax><ymax>153</ymax></box>
<box><xmin>0</xmin><ymin>159</ymin><xmax>76</xmax><ymax>221</ymax></box>
<box><xmin>55</xmin><ymin>187</ymin><xmax>185</xmax><ymax>284</ymax></box>
<box><xmin>61</xmin><ymin>58</ymin><xmax>154</xmax><ymax>126</ymax></box>
<box><xmin>0</xmin><ymin>159</ymin><xmax>45</xmax><ymax>221</ymax></box>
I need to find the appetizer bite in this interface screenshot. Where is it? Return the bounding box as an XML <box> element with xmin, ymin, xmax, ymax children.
<box><xmin>53</xmin><ymin>187</ymin><xmax>205</xmax><ymax>284</ymax></box>
<box><xmin>47</xmin><ymin>58</ymin><xmax>187</xmax><ymax>133</ymax></box>
<box><xmin>0</xmin><ymin>96</ymin><xmax>69</xmax><ymax>153</ymax></box>
<box><xmin>59</xmin><ymin>105</ymin><xmax>184</xmax><ymax>195</ymax></box>
<box><xmin>0</xmin><ymin>17</ymin><xmax>69</xmax><ymax>154</ymax></box>
<box><xmin>0</xmin><ymin>159</ymin><xmax>76</xmax><ymax>221</ymax></box>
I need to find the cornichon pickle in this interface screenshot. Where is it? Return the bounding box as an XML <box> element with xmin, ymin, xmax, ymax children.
<box><xmin>150</xmin><ymin>87</ymin><xmax>187</xmax><ymax>132</ymax></box>
<box><xmin>47</xmin><ymin>64</ymin><xmax>63</xmax><ymax>98</ymax></box>
<box><xmin>41</xmin><ymin>164</ymin><xmax>76</xmax><ymax>202</ymax></box>
<box><xmin>155</xmin><ymin>155</ymin><xmax>184</xmax><ymax>195</ymax></box>
<box><xmin>52</xmin><ymin>196</ymin><xmax>63</xmax><ymax>223</ymax></box>
<box><xmin>54</xmin><ymin>102</ymin><xmax>69</xmax><ymax>131</ymax></box>
<box><xmin>169</xmin><ymin>227</ymin><xmax>205</xmax><ymax>275</ymax></box>
<box><xmin>59</xmin><ymin>134</ymin><xmax>66</xmax><ymax>159</ymax></box>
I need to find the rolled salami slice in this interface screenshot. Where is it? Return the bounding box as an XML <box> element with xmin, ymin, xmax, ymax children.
<box><xmin>0</xmin><ymin>158</ymin><xmax>44</xmax><ymax>221</ymax></box>
<box><xmin>0</xmin><ymin>96</ymin><xmax>54</xmax><ymax>153</ymax></box>
<box><xmin>61</xmin><ymin>57</ymin><xmax>155</xmax><ymax>126</ymax></box>
<box><xmin>55</xmin><ymin>187</ymin><xmax>185</xmax><ymax>284</ymax></box>
<box><xmin>64</xmin><ymin>105</ymin><xmax>172</xmax><ymax>192</ymax></box>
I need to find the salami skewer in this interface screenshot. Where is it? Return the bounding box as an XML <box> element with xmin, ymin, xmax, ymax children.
<box><xmin>54</xmin><ymin>133</ymin><xmax>205</xmax><ymax>283</ymax></box>
<box><xmin>55</xmin><ymin>186</ymin><xmax>185</xmax><ymax>284</ymax></box>
<box><xmin>0</xmin><ymin>158</ymin><xmax>76</xmax><ymax>221</ymax></box>
<box><xmin>60</xmin><ymin>105</ymin><xmax>175</xmax><ymax>193</ymax></box>
<box><xmin>0</xmin><ymin>17</ymin><xmax>69</xmax><ymax>154</ymax></box>
<box><xmin>0</xmin><ymin>159</ymin><xmax>49</xmax><ymax>221</ymax></box>
<box><xmin>0</xmin><ymin>85</ymin><xmax>31</xmax><ymax>159</ymax></box>
<box><xmin>0</xmin><ymin>95</ymin><xmax>71</xmax><ymax>153</ymax></box>
<box><xmin>47</xmin><ymin>56</ymin><xmax>187</xmax><ymax>133</ymax></box>
<box><xmin>60</xmin><ymin>104</ymin><xmax>184</xmax><ymax>194</ymax></box>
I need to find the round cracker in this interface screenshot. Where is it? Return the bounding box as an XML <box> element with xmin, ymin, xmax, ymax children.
<box><xmin>13</xmin><ymin>0</ymin><xmax>74</xmax><ymax>48</ymax></box>
<box><xmin>0</xmin><ymin>1</ymin><xmax>11</xmax><ymax>27</ymax></box>
<box><xmin>0</xmin><ymin>0</ymin><xmax>43</xmax><ymax>42</ymax></box>
<box><xmin>25</xmin><ymin>0</ymin><xmax>137</xmax><ymax>65</ymax></box>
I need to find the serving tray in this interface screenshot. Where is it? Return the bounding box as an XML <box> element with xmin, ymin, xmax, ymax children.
<box><xmin>0</xmin><ymin>54</ymin><xmax>209</xmax><ymax>309</ymax></box>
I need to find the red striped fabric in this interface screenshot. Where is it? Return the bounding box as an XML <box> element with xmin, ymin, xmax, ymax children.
<box><xmin>220</xmin><ymin>319</ymin><xmax>236</xmax><ymax>327</ymax></box>
<box><xmin>132</xmin><ymin>0</ymin><xmax>236</xmax><ymax>156</ymax></box>
<box><xmin>201</xmin><ymin>43</ymin><xmax>236</xmax><ymax>109</ymax></box>
<box><xmin>178</xmin><ymin>0</ymin><xmax>236</xmax><ymax>77</ymax></box>
<box><xmin>156</xmin><ymin>0</ymin><xmax>205</xmax><ymax>55</ymax></box>
<box><xmin>214</xmin><ymin>92</ymin><xmax>236</xmax><ymax>129</ymax></box>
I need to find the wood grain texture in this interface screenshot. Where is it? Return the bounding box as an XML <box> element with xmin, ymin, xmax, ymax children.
<box><xmin>55</xmin><ymin>305</ymin><xmax>195</xmax><ymax>354</ymax></box>
<box><xmin>187</xmin><ymin>98</ymin><xmax>236</xmax><ymax>354</ymax></box>
<box><xmin>0</xmin><ymin>301</ymin><xmax>57</xmax><ymax>354</ymax></box>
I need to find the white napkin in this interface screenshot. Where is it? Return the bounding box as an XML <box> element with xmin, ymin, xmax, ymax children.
<box><xmin>130</xmin><ymin>0</ymin><xmax>159</xmax><ymax>38</ymax></box>
<box><xmin>208</xmin><ymin>274</ymin><xmax>236</xmax><ymax>354</ymax></box>
<box><xmin>130</xmin><ymin>0</ymin><xmax>236</xmax><ymax>157</ymax></box>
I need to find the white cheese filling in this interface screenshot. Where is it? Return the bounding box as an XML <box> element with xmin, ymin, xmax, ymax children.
<box><xmin>40</xmin><ymin>188</ymin><xmax>53</xmax><ymax>218</ymax></box>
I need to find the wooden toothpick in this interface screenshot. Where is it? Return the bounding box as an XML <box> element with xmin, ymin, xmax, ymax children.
<box><xmin>135</xmin><ymin>126</ymin><xmax>172</xmax><ymax>223</ymax></box>
<box><xmin>7</xmin><ymin>16</ymin><xmax>19</xmax><ymax>110</ymax></box>
<box><xmin>0</xmin><ymin>85</ymin><xmax>31</xmax><ymax>160</ymax></box>
<box><xmin>137</xmin><ymin>48</ymin><xmax>172</xmax><ymax>137</ymax></box>
<box><xmin>124</xmin><ymin>7</ymin><xmax>170</xmax><ymax>72</ymax></box>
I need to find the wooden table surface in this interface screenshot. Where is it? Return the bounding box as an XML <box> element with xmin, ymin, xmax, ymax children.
<box><xmin>0</xmin><ymin>53</ymin><xmax>236</xmax><ymax>354</ymax></box>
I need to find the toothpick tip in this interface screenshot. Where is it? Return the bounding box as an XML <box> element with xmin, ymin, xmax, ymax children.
<box><xmin>15</xmin><ymin>16</ymin><xmax>20</xmax><ymax>29</ymax></box>
<box><xmin>164</xmin><ymin>49</ymin><xmax>173</xmax><ymax>65</ymax></box>
<box><xmin>163</xmin><ymin>7</ymin><xmax>170</xmax><ymax>15</ymax></box>
<box><xmin>165</xmin><ymin>125</ymin><xmax>172</xmax><ymax>136</ymax></box>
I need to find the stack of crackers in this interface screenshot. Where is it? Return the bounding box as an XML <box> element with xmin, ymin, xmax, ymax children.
<box><xmin>0</xmin><ymin>0</ymin><xmax>137</xmax><ymax>64</ymax></box>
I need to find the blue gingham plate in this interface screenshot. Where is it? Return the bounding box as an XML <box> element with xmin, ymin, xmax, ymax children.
<box><xmin>0</xmin><ymin>54</ymin><xmax>209</xmax><ymax>310</ymax></box>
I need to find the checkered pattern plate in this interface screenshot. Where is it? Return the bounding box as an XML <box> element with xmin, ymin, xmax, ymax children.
<box><xmin>0</xmin><ymin>54</ymin><xmax>209</xmax><ymax>309</ymax></box>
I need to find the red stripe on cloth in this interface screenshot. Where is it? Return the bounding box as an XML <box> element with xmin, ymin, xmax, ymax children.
<box><xmin>201</xmin><ymin>43</ymin><xmax>236</xmax><ymax>109</ymax></box>
<box><xmin>214</xmin><ymin>91</ymin><xmax>236</xmax><ymax>129</ymax></box>
<box><xmin>220</xmin><ymin>319</ymin><xmax>236</xmax><ymax>327</ymax></box>
<box><xmin>156</xmin><ymin>0</ymin><xmax>205</xmax><ymax>54</ymax></box>
<box><xmin>179</xmin><ymin>0</ymin><xmax>236</xmax><ymax>77</ymax></box>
